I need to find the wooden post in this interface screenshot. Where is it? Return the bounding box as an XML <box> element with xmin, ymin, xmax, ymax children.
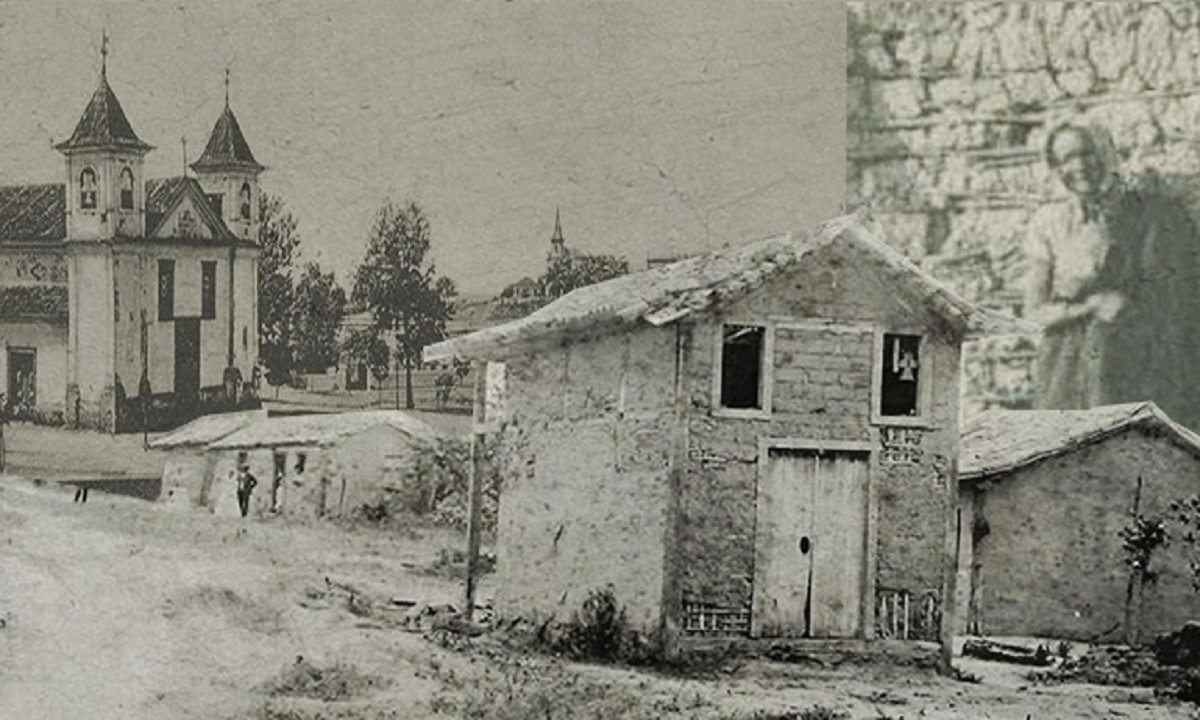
<box><xmin>463</xmin><ymin>360</ymin><xmax>487</xmax><ymax>620</ymax></box>
<box><xmin>940</xmin><ymin>454</ymin><xmax>960</xmax><ymax>674</ymax></box>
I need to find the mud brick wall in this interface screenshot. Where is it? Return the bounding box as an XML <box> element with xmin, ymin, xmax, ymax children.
<box><xmin>848</xmin><ymin>1</ymin><xmax>1200</xmax><ymax>418</ymax></box>
<box><xmin>680</xmin><ymin>242</ymin><xmax>962</xmax><ymax>629</ymax></box>
<box><xmin>491</xmin><ymin>324</ymin><xmax>678</xmax><ymax>632</ymax></box>
<box><xmin>970</xmin><ymin>428</ymin><xmax>1200</xmax><ymax>641</ymax></box>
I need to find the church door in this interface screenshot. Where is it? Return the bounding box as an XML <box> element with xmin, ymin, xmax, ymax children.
<box><xmin>6</xmin><ymin>348</ymin><xmax>36</xmax><ymax>413</ymax></box>
<box><xmin>174</xmin><ymin>319</ymin><xmax>201</xmax><ymax>403</ymax></box>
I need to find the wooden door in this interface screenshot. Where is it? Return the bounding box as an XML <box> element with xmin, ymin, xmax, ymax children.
<box><xmin>6</xmin><ymin>348</ymin><xmax>36</xmax><ymax>410</ymax></box>
<box><xmin>174</xmin><ymin>318</ymin><xmax>201</xmax><ymax>401</ymax></box>
<box><xmin>753</xmin><ymin>447</ymin><xmax>869</xmax><ymax>639</ymax></box>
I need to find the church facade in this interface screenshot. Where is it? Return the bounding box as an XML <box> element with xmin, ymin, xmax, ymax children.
<box><xmin>0</xmin><ymin>56</ymin><xmax>263</xmax><ymax>432</ymax></box>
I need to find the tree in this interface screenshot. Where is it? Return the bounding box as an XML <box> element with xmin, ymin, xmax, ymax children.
<box><xmin>491</xmin><ymin>246</ymin><xmax>629</xmax><ymax>320</ymax></box>
<box><xmin>352</xmin><ymin>201</ymin><xmax>457</xmax><ymax>410</ymax></box>
<box><xmin>1120</xmin><ymin>476</ymin><xmax>1168</xmax><ymax>645</ymax></box>
<box><xmin>341</xmin><ymin>326</ymin><xmax>391</xmax><ymax>385</ymax></box>
<box><xmin>290</xmin><ymin>262</ymin><xmax>348</xmax><ymax>373</ymax></box>
<box><xmin>258</xmin><ymin>192</ymin><xmax>301</xmax><ymax>392</ymax></box>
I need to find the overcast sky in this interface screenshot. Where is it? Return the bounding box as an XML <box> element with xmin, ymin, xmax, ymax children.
<box><xmin>0</xmin><ymin>0</ymin><xmax>846</xmax><ymax>297</ymax></box>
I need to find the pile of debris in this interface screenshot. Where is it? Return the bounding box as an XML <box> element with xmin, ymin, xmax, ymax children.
<box><xmin>962</xmin><ymin>638</ymin><xmax>1054</xmax><ymax>667</ymax></box>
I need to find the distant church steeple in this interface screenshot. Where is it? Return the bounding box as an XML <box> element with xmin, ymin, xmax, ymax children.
<box><xmin>550</xmin><ymin>207</ymin><xmax>565</xmax><ymax>252</ymax></box>
<box><xmin>190</xmin><ymin>69</ymin><xmax>265</xmax><ymax>240</ymax></box>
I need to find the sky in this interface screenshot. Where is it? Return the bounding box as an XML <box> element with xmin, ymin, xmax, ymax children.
<box><xmin>0</xmin><ymin>0</ymin><xmax>846</xmax><ymax>298</ymax></box>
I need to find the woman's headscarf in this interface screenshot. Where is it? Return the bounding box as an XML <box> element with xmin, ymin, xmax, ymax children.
<box><xmin>1044</xmin><ymin>121</ymin><xmax>1123</xmax><ymax>217</ymax></box>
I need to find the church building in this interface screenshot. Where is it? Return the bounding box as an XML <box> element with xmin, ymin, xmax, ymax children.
<box><xmin>0</xmin><ymin>44</ymin><xmax>263</xmax><ymax>432</ymax></box>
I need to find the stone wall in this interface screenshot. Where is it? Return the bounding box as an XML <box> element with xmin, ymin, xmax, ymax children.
<box><xmin>968</xmin><ymin>427</ymin><xmax>1200</xmax><ymax>641</ymax></box>
<box><xmin>848</xmin><ymin>1</ymin><xmax>1200</xmax><ymax>417</ymax></box>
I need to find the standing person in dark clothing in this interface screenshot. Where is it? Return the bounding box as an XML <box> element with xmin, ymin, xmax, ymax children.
<box><xmin>236</xmin><ymin>464</ymin><xmax>258</xmax><ymax>518</ymax></box>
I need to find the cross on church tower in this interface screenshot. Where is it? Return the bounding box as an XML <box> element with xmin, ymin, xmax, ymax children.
<box><xmin>100</xmin><ymin>29</ymin><xmax>109</xmax><ymax>78</ymax></box>
<box><xmin>225</xmin><ymin>67</ymin><xmax>230</xmax><ymax>107</ymax></box>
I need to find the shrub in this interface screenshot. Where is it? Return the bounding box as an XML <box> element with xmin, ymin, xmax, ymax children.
<box><xmin>548</xmin><ymin>585</ymin><xmax>657</xmax><ymax>666</ymax></box>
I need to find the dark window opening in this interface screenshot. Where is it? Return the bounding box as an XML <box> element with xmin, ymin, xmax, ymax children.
<box><xmin>201</xmin><ymin>261</ymin><xmax>217</xmax><ymax>320</ymax></box>
<box><xmin>719</xmin><ymin>324</ymin><xmax>765</xmax><ymax>410</ymax></box>
<box><xmin>880</xmin><ymin>333</ymin><xmax>921</xmax><ymax>417</ymax></box>
<box><xmin>119</xmin><ymin>168</ymin><xmax>134</xmax><ymax>210</ymax></box>
<box><xmin>295</xmin><ymin>453</ymin><xmax>307</xmax><ymax>473</ymax></box>
<box><xmin>237</xmin><ymin>451</ymin><xmax>249</xmax><ymax>467</ymax></box>
<box><xmin>157</xmin><ymin>259</ymin><xmax>175</xmax><ymax>321</ymax></box>
<box><xmin>239</xmin><ymin>182</ymin><xmax>252</xmax><ymax>221</ymax></box>
<box><xmin>206</xmin><ymin>193</ymin><xmax>223</xmax><ymax>217</ymax></box>
<box><xmin>242</xmin><ymin>326</ymin><xmax>248</xmax><ymax>352</ymax></box>
<box><xmin>273</xmin><ymin>452</ymin><xmax>287</xmax><ymax>479</ymax></box>
<box><xmin>80</xmin><ymin>167</ymin><xmax>97</xmax><ymax>209</ymax></box>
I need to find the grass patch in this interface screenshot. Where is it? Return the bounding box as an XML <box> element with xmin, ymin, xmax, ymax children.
<box><xmin>260</xmin><ymin>656</ymin><xmax>387</xmax><ymax>702</ymax></box>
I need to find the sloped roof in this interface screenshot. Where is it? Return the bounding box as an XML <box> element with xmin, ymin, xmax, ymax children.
<box><xmin>0</xmin><ymin>184</ymin><xmax>66</xmax><ymax>244</ymax></box>
<box><xmin>960</xmin><ymin>402</ymin><xmax>1200</xmax><ymax>481</ymax></box>
<box><xmin>147</xmin><ymin>409</ymin><xmax>268</xmax><ymax>450</ymax></box>
<box><xmin>424</xmin><ymin>213</ymin><xmax>1037</xmax><ymax>362</ymax></box>
<box><xmin>208</xmin><ymin>410</ymin><xmax>441</xmax><ymax>450</ymax></box>
<box><xmin>54</xmin><ymin>76</ymin><xmax>152</xmax><ymax>152</ymax></box>
<box><xmin>144</xmin><ymin>175</ymin><xmax>239</xmax><ymax>242</ymax></box>
<box><xmin>190</xmin><ymin>105</ymin><xmax>264</xmax><ymax>173</ymax></box>
<box><xmin>0</xmin><ymin>286</ymin><xmax>68</xmax><ymax>321</ymax></box>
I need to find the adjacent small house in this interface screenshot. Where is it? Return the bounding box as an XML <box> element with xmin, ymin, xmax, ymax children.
<box><xmin>148</xmin><ymin>408</ymin><xmax>267</xmax><ymax>509</ymax></box>
<box><xmin>956</xmin><ymin>402</ymin><xmax>1200</xmax><ymax>641</ymax></box>
<box><xmin>204</xmin><ymin>410</ymin><xmax>440</xmax><ymax>519</ymax></box>
<box><xmin>425</xmin><ymin>213</ymin><xmax>1028</xmax><ymax>653</ymax></box>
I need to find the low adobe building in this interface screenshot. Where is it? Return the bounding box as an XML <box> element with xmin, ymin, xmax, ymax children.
<box><xmin>956</xmin><ymin>402</ymin><xmax>1200</xmax><ymax>641</ymax></box>
<box><xmin>147</xmin><ymin>408</ymin><xmax>267</xmax><ymax>508</ymax></box>
<box><xmin>425</xmin><ymin>213</ymin><xmax>1029</xmax><ymax>654</ymax></box>
<box><xmin>203</xmin><ymin>410</ymin><xmax>441</xmax><ymax>519</ymax></box>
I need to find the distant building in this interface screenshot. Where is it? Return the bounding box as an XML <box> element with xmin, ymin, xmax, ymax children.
<box><xmin>956</xmin><ymin>402</ymin><xmax>1200</xmax><ymax>641</ymax></box>
<box><xmin>0</xmin><ymin>44</ymin><xmax>263</xmax><ymax>432</ymax></box>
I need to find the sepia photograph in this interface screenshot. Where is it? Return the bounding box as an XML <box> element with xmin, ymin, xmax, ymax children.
<box><xmin>2</xmin><ymin>0</ymin><xmax>1200</xmax><ymax>718</ymax></box>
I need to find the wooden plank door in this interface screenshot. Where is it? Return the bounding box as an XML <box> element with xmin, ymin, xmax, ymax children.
<box><xmin>753</xmin><ymin>447</ymin><xmax>868</xmax><ymax>639</ymax></box>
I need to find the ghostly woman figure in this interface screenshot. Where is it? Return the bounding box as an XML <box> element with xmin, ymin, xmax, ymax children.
<box><xmin>1025</xmin><ymin>122</ymin><xmax>1200</xmax><ymax>429</ymax></box>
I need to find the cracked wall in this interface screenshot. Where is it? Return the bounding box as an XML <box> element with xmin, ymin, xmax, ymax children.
<box><xmin>848</xmin><ymin>1</ymin><xmax>1200</xmax><ymax>419</ymax></box>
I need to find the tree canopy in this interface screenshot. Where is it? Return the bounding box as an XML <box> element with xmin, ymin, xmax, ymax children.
<box><xmin>352</xmin><ymin>201</ymin><xmax>457</xmax><ymax>409</ymax></box>
<box><xmin>291</xmin><ymin>262</ymin><xmax>348</xmax><ymax>373</ymax></box>
<box><xmin>492</xmin><ymin>246</ymin><xmax>630</xmax><ymax>320</ymax></box>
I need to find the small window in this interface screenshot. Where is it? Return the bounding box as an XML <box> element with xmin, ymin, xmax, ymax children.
<box><xmin>206</xmin><ymin>193</ymin><xmax>223</xmax><ymax>217</ymax></box>
<box><xmin>113</xmin><ymin>283</ymin><xmax>120</xmax><ymax>323</ymax></box>
<box><xmin>237</xmin><ymin>451</ymin><xmax>249</xmax><ymax>467</ymax></box>
<box><xmin>201</xmin><ymin>261</ymin><xmax>217</xmax><ymax>320</ymax></box>
<box><xmin>157</xmin><ymin>259</ymin><xmax>174</xmax><ymax>321</ymax></box>
<box><xmin>273</xmin><ymin>452</ymin><xmax>287</xmax><ymax>479</ymax></box>
<box><xmin>243</xmin><ymin>326</ymin><xmax>248</xmax><ymax>352</ymax></box>
<box><xmin>119</xmin><ymin>168</ymin><xmax>134</xmax><ymax>210</ymax></box>
<box><xmin>295</xmin><ymin>453</ymin><xmax>307</xmax><ymax>473</ymax></box>
<box><xmin>240</xmin><ymin>182</ymin><xmax>252</xmax><ymax>221</ymax></box>
<box><xmin>79</xmin><ymin>167</ymin><xmax>97</xmax><ymax>209</ymax></box>
<box><xmin>719</xmin><ymin>324</ymin><xmax>766</xmax><ymax>410</ymax></box>
<box><xmin>880</xmin><ymin>333</ymin><xmax>921</xmax><ymax>417</ymax></box>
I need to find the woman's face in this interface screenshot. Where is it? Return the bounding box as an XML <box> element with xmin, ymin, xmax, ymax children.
<box><xmin>1050</xmin><ymin>129</ymin><xmax>1107</xmax><ymax>198</ymax></box>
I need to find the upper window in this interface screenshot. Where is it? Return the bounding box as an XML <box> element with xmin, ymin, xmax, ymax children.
<box><xmin>157</xmin><ymin>259</ymin><xmax>175</xmax><ymax>321</ymax></box>
<box><xmin>201</xmin><ymin>261</ymin><xmax>217</xmax><ymax>320</ymax></box>
<box><xmin>714</xmin><ymin>322</ymin><xmax>773</xmax><ymax>417</ymax></box>
<box><xmin>877</xmin><ymin>332</ymin><xmax>925</xmax><ymax>420</ymax></box>
<box><xmin>239</xmin><ymin>182</ymin><xmax>252</xmax><ymax>221</ymax></box>
<box><xmin>119</xmin><ymin>168</ymin><xmax>134</xmax><ymax>210</ymax></box>
<box><xmin>206</xmin><ymin>193</ymin><xmax>223</xmax><ymax>218</ymax></box>
<box><xmin>79</xmin><ymin>167</ymin><xmax>97</xmax><ymax>209</ymax></box>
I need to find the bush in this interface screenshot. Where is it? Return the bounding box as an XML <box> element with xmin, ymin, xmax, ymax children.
<box><xmin>550</xmin><ymin>585</ymin><xmax>656</xmax><ymax>666</ymax></box>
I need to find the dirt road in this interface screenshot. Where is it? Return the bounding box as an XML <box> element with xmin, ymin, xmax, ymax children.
<box><xmin>0</xmin><ymin>477</ymin><xmax>1192</xmax><ymax>719</ymax></box>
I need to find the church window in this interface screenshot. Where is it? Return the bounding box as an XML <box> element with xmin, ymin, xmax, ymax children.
<box><xmin>201</xmin><ymin>261</ymin><xmax>216</xmax><ymax>320</ymax></box>
<box><xmin>240</xmin><ymin>182</ymin><xmax>252</xmax><ymax>221</ymax></box>
<box><xmin>158</xmin><ymin>259</ymin><xmax>175</xmax><ymax>321</ymax></box>
<box><xmin>80</xmin><ymin>167</ymin><xmax>97</xmax><ymax>209</ymax></box>
<box><xmin>206</xmin><ymin>194</ymin><xmax>223</xmax><ymax>217</ymax></box>
<box><xmin>119</xmin><ymin>168</ymin><xmax>134</xmax><ymax>210</ymax></box>
<box><xmin>876</xmin><ymin>332</ymin><xmax>925</xmax><ymax>420</ymax></box>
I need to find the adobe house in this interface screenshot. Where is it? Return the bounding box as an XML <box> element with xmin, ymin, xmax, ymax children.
<box><xmin>425</xmin><ymin>213</ymin><xmax>1029</xmax><ymax>656</ymax></box>
<box><xmin>147</xmin><ymin>408</ymin><xmax>267</xmax><ymax>509</ymax></box>
<box><xmin>956</xmin><ymin>402</ymin><xmax>1200</xmax><ymax>642</ymax></box>
<box><xmin>203</xmin><ymin>410</ymin><xmax>440</xmax><ymax>519</ymax></box>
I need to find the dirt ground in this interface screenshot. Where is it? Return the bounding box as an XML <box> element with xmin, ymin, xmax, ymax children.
<box><xmin>0</xmin><ymin>477</ymin><xmax>1195</xmax><ymax>720</ymax></box>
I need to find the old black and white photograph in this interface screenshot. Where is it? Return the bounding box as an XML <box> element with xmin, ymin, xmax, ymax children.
<box><xmin>3</xmin><ymin>0</ymin><xmax>1200</xmax><ymax>718</ymax></box>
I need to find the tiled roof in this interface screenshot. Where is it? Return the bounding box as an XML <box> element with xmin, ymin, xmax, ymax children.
<box><xmin>0</xmin><ymin>184</ymin><xmax>66</xmax><ymax>244</ymax></box>
<box><xmin>0</xmin><ymin>285</ymin><xmax>69</xmax><ymax>321</ymax></box>
<box><xmin>208</xmin><ymin>410</ymin><xmax>441</xmax><ymax>450</ymax></box>
<box><xmin>425</xmin><ymin>212</ymin><xmax>1038</xmax><ymax>362</ymax></box>
<box><xmin>54</xmin><ymin>76</ymin><xmax>152</xmax><ymax>152</ymax></box>
<box><xmin>147</xmin><ymin>409</ymin><xmax>268</xmax><ymax>450</ymax></box>
<box><xmin>144</xmin><ymin>175</ymin><xmax>237</xmax><ymax>242</ymax></box>
<box><xmin>190</xmin><ymin>105</ymin><xmax>263</xmax><ymax>173</ymax></box>
<box><xmin>960</xmin><ymin>402</ymin><xmax>1200</xmax><ymax>480</ymax></box>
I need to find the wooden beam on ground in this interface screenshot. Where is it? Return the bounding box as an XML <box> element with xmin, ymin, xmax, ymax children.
<box><xmin>463</xmin><ymin>360</ymin><xmax>487</xmax><ymax>621</ymax></box>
